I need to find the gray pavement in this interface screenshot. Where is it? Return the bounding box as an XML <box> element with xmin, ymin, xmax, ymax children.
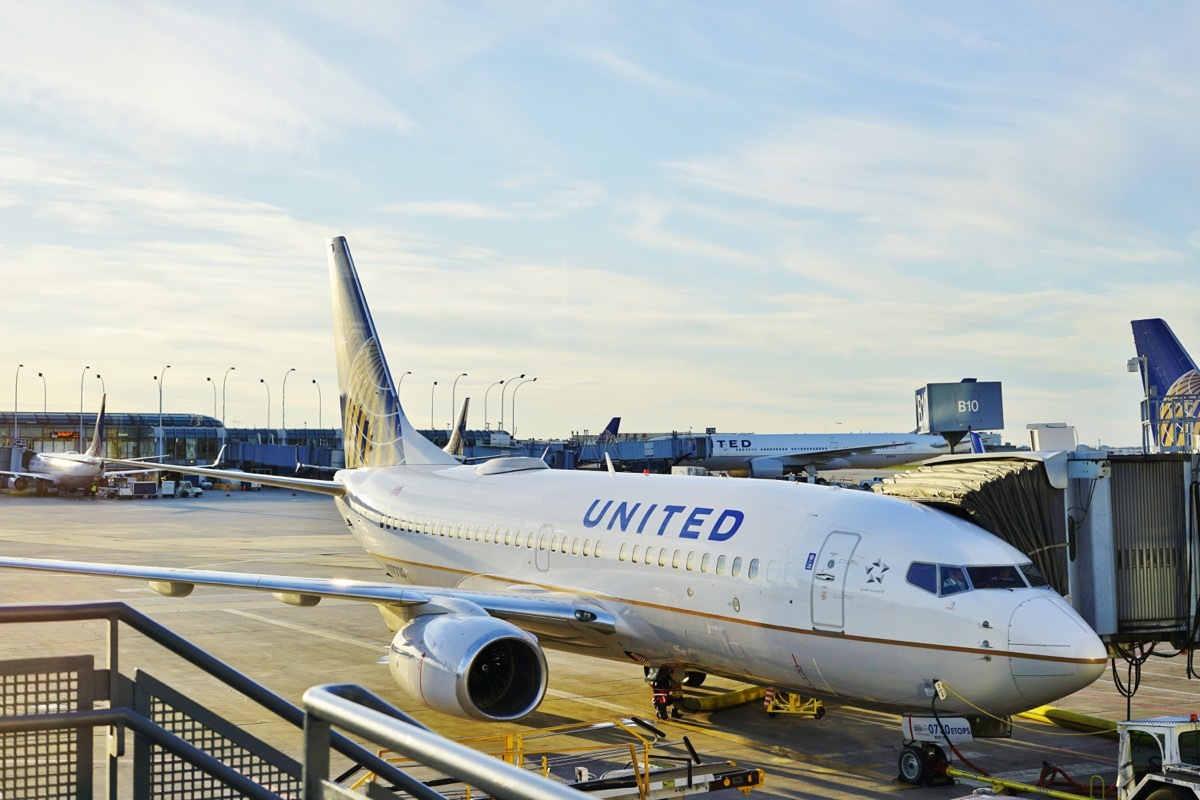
<box><xmin>0</xmin><ymin>489</ymin><xmax>1195</xmax><ymax>798</ymax></box>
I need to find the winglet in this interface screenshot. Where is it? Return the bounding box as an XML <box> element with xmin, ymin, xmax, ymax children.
<box><xmin>444</xmin><ymin>397</ymin><xmax>470</xmax><ymax>458</ymax></box>
<box><xmin>327</xmin><ymin>237</ymin><xmax>458</xmax><ymax>468</ymax></box>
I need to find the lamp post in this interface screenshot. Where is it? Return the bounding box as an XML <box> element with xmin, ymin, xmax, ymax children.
<box><xmin>37</xmin><ymin>372</ymin><xmax>46</xmax><ymax>412</ymax></box>
<box><xmin>499</xmin><ymin>373</ymin><xmax>524</xmax><ymax>432</ymax></box>
<box><xmin>221</xmin><ymin>367</ymin><xmax>235</xmax><ymax>424</ymax></box>
<box><xmin>397</xmin><ymin>371</ymin><xmax>412</xmax><ymax>398</ymax></box>
<box><xmin>511</xmin><ymin>377</ymin><xmax>537</xmax><ymax>438</ymax></box>
<box><xmin>154</xmin><ymin>365</ymin><xmax>170</xmax><ymax>458</ymax></box>
<box><xmin>11</xmin><ymin>364</ymin><xmax>21</xmax><ymax>443</ymax></box>
<box><xmin>282</xmin><ymin>368</ymin><xmax>295</xmax><ymax>443</ymax></box>
<box><xmin>260</xmin><ymin>379</ymin><xmax>271</xmax><ymax>428</ymax></box>
<box><xmin>451</xmin><ymin>373</ymin><xmax>467</xmax><ymax>428</ymax></box>
<box><xmin>79</xmin><ymin>365</ymin><xmax>90</xmax><ymax>442</ymax></box>
<box><xmin>206</xmin><ymin>377</ymin><xmax>217</xmax><ymax>418</ymax></box>
<box><xmin>96</xmin><ymin>374</ymin><xmax>105</xmax><ymax>395</ymax></box>
<box><xmin>430</xmin><ymin>381</ymin><xmax>438</xmax><ymax>430</ymax></box>
<box><xmin>312</xmin><ymin>379</ymin><xmax>322</xmax><ymax>429</ymax></box>
<box><xmin>484</xmin><ymin>380</ymin><xmax>503</xmax><ymax>430</ymax></box>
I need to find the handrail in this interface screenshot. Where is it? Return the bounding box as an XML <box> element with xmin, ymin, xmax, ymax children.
<box><xmin>0</xmin><ymin>602</ymin><xmax>432</xmax><ymax>796</ymax></box>
<box><xmin>304</xmin><ymin>683</ymin><xmax>589</xmax><ymax>800</ymax></box>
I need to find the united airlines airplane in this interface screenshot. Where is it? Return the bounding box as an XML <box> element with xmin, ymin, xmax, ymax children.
<box><xmin>0</xmin><ymin>395</ymin><xmax>158</xmax><ymax>495</ymax></box>
<box><xmin>0</xmin><ymin>238</ymin><xmax>1107</xmax><ymax>782</ymax></box>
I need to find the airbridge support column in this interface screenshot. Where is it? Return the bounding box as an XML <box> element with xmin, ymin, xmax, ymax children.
<box><xmin>1067</xmin><ymin>456</ymin><xmax>1118</xmax><ymax>637</ymax></box>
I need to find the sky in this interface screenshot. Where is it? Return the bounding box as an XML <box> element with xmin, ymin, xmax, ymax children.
<box><xmin>2</xmin><ymin>1</ymin><xmax>1198</xmax><ymax>446</ymax></box>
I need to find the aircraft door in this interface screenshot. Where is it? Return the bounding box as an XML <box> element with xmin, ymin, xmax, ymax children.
<box><xmin>810</xmin><ymin>531</ymin><xmax>861</xmax><ymax>632</ymax></box>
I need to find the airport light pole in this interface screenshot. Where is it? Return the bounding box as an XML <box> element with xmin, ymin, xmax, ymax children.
<box><xmin>451</xmin><ymin>373</ymin><xmax>467</xmax><ymax>428</ymax></box>
<box><xmin>430</xmin><ymin>381</ymin><xmax>437</xmax><ymax>431</ymax></box>
<box><xmin>37</xmin><ymin>372</ymin><xmax>46</xmax><ymax>413</ymax></box>
<box><xmin>206</xmin><ymin>377</ymin><xmax>217</xmax><ymax>419</ymax></box>
<box><xmin>282</xmin><ymin>367</ymin><xmax>295</xmax><ymax>443</ymax></box>
<box><xmin>11</xmin><ymin>364</ymin><xmax>21</xmax><ymax>443</ymax></box>
<box><xmin>511</xmin><ymin>377</ymin><xmax>537</xmax><ymax>438</ymax></box>
<box><xmin>397</xmin><ymin>370</ymin><xmax>411</xmax><ymax>397</ymax></box>
<box><xmin>154</xmin><ymin>365</ymin><xmax>170</xmax><ymax>458</ymax></box>
<box><xmin>79</xmin><ymin>365</ymin><xmax>90</xmax><ymax>442</ymax></box>
<box><xmin>260</xmin><ymin>379</ymin><xmax>271</xmax><ymax>428</ymax></box>
<box><xmin>222</xmin><ymin>366</ymin><xmax>235</xmax><ymax>425</ymax></box>
<box><xmin>312</xmin><ymin>379</ymin><xmax>322</xmax><ymax>429</ymax></box>
<box><xmin>484</xmin><ymin>380</ymin><xmax>503</xmax><ymax>430</ymax></box>
<box><xmin>499</xmin><ymin>373</ymin><xmax>524</xmax><ymax>433</ymax></box>
<box><xmin>96</xmin><ymin>374</ymin><xmax>105</xmax><ymax>396</ymax></box>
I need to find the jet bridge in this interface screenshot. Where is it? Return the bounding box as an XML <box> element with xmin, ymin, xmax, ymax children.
<box><xmin>874</xmin><ymin>450</ymin><xmax>1199</xmax><ymax>649</ymax></box>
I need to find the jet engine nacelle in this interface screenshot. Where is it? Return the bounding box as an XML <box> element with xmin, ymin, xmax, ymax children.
<box><xmin>388</xmin><ymin>610</ymin><xmax>548</xmax><ymax>722</ymax></box>
<box><xmin>747</xmin><ymin>458</ymin><xmax>784</xmax><ymax>479</ymax></box>
<box><xmin>4</xmin><ymin>476</ymin><xmax>29</xmax><ymax>492</ymax></box>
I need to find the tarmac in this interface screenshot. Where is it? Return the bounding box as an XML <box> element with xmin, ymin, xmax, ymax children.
<box><xmin>1</xmin><ymin>488</ymin><xmax>1198</xmax><ymax>798</ymax></box>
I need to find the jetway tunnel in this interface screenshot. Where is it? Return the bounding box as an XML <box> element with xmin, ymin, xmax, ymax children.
<box><xmin>873</xmin><ymin>450</ymin><xmax>1199</xmax><ymax>652</ymax></box>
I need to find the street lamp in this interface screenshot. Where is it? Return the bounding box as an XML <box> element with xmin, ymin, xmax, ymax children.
<box><xmin>96</xmin><ymin>374</ymin><xmax>105</xmax><ymax>395</ymax></box>
<box><xmin>11</xmin><ymin>364</ymin><xmax>21</xmax><ymax>442</ymax></box>
<box><xmin>37</xmin><ymin>372</ymin><xmax>46</xmax><ymax>413</ymax></box>
<box><xmin>499</xmin><ymin>373</ymin><xmax>524</xmax><ymax>432</ymax></box>
<box><xmin>222</xmin><ymin>367</ymin><xmax>235</xmax><ymax>424</ymax></box>
<box><xmin>484</xmin><ymin>380</ymin><xmax>503</xmax><ymax>430</ymax></box>
<box><xmin>511</xmin><ymin>377</ymin><xmax>537</xmax><ymax>438</ymax></box>
<box><xmin>312</xmin><ymin>379</ymin><xmax>322</xmax><ymax>429</ymax></box>
<box><xmin>206</xmin><ymin>377</ymin><xmax>217</xmax><ymax>419</ymax></box>
<box><xmin>398</xmin><ymin>371</ymin><xmax>412</xmax><ymax>396</ymax></box>
<box><xmin>282</xmin><ymin>368</ymin><xmax>296</xmax><ymax>443</ymax></box>
<box><xmin>153</xmin><ymin>365</ymin><xmax>170</xmax><ymax>457</ymax></box>
<box><xmin>79</xmin><ymin>365</ymin><xmax>90</xmax><ymax>442</ymax></box>
<box><xmin>260</xmin><ymin>379</ymin><xmax>271</xmax><ymax>428</ymax></box>
<box><xmin>430</xmin><ymin>381</ymin><xmax>438</xmax><ymax>430</ymax></box>
<box><xmin>451</xmin><ymin>373</ymin><xmax>468</xmax><ymax>428</ymax></box>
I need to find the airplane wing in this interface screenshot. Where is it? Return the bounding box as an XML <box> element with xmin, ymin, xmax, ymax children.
<box><xmin>98</xmin><ymin>457</ymin><xmax>346</xmax><ymax>497</ymax></box>
<box><xmin>0</xmin><ymin>556</ymin><xmax>619</xmax><ymax>643</ymax></box>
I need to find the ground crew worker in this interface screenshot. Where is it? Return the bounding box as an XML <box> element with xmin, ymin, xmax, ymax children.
<box><xmin>650</xmin><ymin>668</ymin><xmax>671</xmax><ymax>720</ymax></box>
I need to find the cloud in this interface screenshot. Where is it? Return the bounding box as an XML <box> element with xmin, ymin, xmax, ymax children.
<box><xmin>0</xmin><ymin>2</ymin><xmax>409</xmax><ymax>153</ymax></box>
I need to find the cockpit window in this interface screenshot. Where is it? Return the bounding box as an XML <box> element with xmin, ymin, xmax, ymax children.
<box><xmin>1020</xmin><ymin>562</ymin><xmax>1049</xmax><ymax>588</ymax></box>
<box><xmin>939</xmin><ymin>566</ymin><xmax>969</xmax><ymax>596</ymax></box>
<box><xmin>967</xmin><ymin>565</ymin><xmax>1026</xmax><ymax>590</ymax></box>
<box><xmin>906</xmin><ymin>562</ymin><xmax>937</xmax><ymax>594</ymax></box>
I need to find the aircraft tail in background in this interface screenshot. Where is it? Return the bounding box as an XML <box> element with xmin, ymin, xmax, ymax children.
<box><xmin>328</xmin><ymin>237</ymin><xmax>458</xmax><ymax>468</ymax></box>
<box><xmin>1131</xmin><ymin>318</ymin><xmax>1200</xmax><ymax>451</ymax></box>
<box><xmin>969</xmin><ymin>431</ymin><xmax>985</xmax><ymax>454</ymax></box>
<box><xmin>595</xmin><ymin>417</ymin><xmax>621</xmax><ymax>445</ymax></box>
<box><xmin>83</xmin><ymin>394</ymin><xmax>107</xmax><ymax>458</ymax></box>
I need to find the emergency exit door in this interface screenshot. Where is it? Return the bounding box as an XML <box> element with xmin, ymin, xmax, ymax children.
<box><xmin>811</xmin><ymin>531</ymin><xmax>860</xmax><ymax>632</ymax></box>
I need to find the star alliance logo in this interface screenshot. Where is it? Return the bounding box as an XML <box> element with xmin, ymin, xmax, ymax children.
<box><xmin>866</xmin><ymin>559</ymin><xmax>889</xmax><ymax>584</ymax></box>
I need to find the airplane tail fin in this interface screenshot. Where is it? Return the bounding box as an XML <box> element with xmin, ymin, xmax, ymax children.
<box><xmin>595</xmin><ymin>417</ymin><xmax>621</xmax><ymax>445</ymax></box>
<box><xmin>83</xmin><ymin>395</ymin><xmax>107</xmax><ymax>458</ymax></box>
<box><xmin>327</xmin><ymin>237</ymin><xmax>458</xmax><ymax>468</ymax></box>
<box><xmin>968</xmin><ymin>431</ymin><xmax>985</xmax><ymax>454</ymax></box>
<box><xmin>1131</xmin><ymin>318</ymin><xmax>1200</xmax><ymax>450</ymax></box>
<box><xmin>1131</xmin><ymin>319</ymin><xmax>1200</xmax><ymax>401</ymax></box>
<box><xmin>444</xmin><ymin>397</ymin><xmax>470</xmax><ymax>458</ymax></box>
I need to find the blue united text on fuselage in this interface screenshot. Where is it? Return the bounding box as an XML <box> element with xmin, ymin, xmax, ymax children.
<box><xmin>582</xmin><ymin>499</ymin><xmax>744</xmax><ymax>541</ymax></box>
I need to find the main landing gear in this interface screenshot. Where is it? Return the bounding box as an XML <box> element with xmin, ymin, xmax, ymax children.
<box><xmin>897</xmin><ymin>742</ymin><xmax>952</xmax><ymax>787</ymax></box>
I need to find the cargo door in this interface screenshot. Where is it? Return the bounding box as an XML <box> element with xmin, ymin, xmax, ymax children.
<box><xmin>810</xmin><ymin>532</ymin><xmax>861</xmax><ymax>632</ymax></box>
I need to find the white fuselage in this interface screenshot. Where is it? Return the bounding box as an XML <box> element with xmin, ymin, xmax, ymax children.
<box><xmin>333</xmin><ymin>462</ymin><xmax>1105</xmax><ymax>717</ymax></box>
<box><xmin>29</xmin><ymin>453</ymin><xmax>102</xmax><ymax>490</ymax></box>
<box><xmin>698</xmin><ymin>432</ymin><xmax>959</xmax><ymax>472</ymax></box>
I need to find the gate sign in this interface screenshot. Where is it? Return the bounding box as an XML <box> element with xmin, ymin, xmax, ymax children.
<box><xmin>915</xmin><ymin>380</ymin><xmax>1003</xmax><ymax>434</ymax></box>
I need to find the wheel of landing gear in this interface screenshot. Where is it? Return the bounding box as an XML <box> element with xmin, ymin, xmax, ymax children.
<box><xmin>897</xmin><ymin>744</ymin><xmax>932</xmax><ymax>785</ymax></box>
<box><xmin>682</xmin><ymin>671</ymin><xmax>707</xmax><ymax>687</ymax></box>
<box><xmin>1145</xmin><ymin>786</ymin><xmax>1190</xmax><ymax>800</ymax></box>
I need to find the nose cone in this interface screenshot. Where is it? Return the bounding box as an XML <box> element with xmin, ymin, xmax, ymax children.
<box><xmin>1008</xmin><ymin>596</ymin><xmax>1107</xmax><ymax>706</ymax></box>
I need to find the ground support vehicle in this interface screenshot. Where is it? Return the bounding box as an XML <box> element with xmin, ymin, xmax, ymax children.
<box><xmin>161</xmin><ymin>480</ymin><xmax>203</xmax><ymax>498</ymax></box>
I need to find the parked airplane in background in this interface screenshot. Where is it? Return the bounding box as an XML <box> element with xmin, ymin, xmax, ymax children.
<box><xmin>678</xmin><ymin>430</ymin><xmax>969</xmax><ymax>480</ymax></box>
<box><xmin>444</xmin><ymin>398</ymin><xmax>470</xmax><ymax>459</ymax></box>
<box><xmin>0</xmin><ymin>396</ymin><xmax>158</xmax><ymax>495</ymax></box>
<box><xmin>0</xmin><ymin>237</ymin><xmax>1106</xmax><ymax>783</ymax></box>
<box><xmin>1132</xmin><ymin>318</ymin><xmax>1200</xmax><ymax>451</ymax></box>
